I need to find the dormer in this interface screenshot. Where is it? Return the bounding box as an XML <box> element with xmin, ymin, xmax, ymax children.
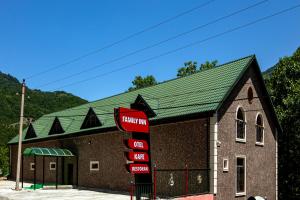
<box><xmin>49</xmin><ymin>117</ymin><xmax>65</xmax><ymax>135</ymax></box>
<box><xmin>24</xmin><ymin>123</ymin><xmax>37</xmax><ymax>139</ymax></box>
<box><xmin>80</xmin><ymin>107</ymin><xmax>102</xmax><ymax>129</ymax></box>
<box><xmin>130</xmin><ymin>94</ymin><xmax>157</xmax><ymax>118</ymax></box>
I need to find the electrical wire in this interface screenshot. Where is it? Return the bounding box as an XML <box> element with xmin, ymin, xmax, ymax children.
<box><xmin>25</xmin><ymin>0</ymin><xmax>216</xmax><ymax>80</ymax></box>
<box><xmin>36</xmin><ymin>0</ymin><xmax>267</xmax><ymax>89</ymax></box>
<box><xmin>26</xmin><ymin>95</ymin><xmax>272</xmax><ymax>120</ymax></box>
<box><xmin>49</xmin><ymin>3</ymin><xmax>300</xmax><ymax>91</ymax></box>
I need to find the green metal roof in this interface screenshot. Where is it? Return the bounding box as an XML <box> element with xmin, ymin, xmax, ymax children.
<box><xmin>23</xmin><ymin>147</ymin><xmax>74</xmax><ymax>157</ymax></box>
<box><xmin>9</xmin><ymin>55</ymin><xmax>255</xmax><ymax>144</ymax></box>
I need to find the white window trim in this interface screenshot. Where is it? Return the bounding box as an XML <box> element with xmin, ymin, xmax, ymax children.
<box><xmin>235</xmin><ymin>106</ymin><xmax>247</xmax><ymax>143</ymax></box>
<box><xmin>30</xmin><ymin>163</ymin><xmax>35</xmax><ymax>171</ymax></box>
<box><xmin>223</xmin><ymin>157</ymin><xmax>229</xmax><ymax>172</ymax></box>
<box><xmin>255</xmin><ymin>113</ymin><xmax>264</xmax><ymax>146</ymax></box>
<box><xmin>235</xmin><ymin>155</ymin><xmax>246</xmax><ymax>196</ymax></box>
<box><xmin>49</xmin><ymin>162</ymin><xmax>56</xmax><ymax>171</ymax></box>
<box><xmin>90</xmin><ymin>161</ymin><xmax>99</xmax><ymax>171</ymax></box>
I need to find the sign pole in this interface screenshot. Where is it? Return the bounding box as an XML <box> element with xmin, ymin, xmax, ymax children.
<box><xmin>15</xmin><ymin>79</ymin><xmax>26</xmax><ymax>191</ymax></box>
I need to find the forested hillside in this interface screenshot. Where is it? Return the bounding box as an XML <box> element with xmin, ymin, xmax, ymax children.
<box><xmin>0</xmin><ymin>72</ymin><xmax>87</xmax><ymax>175</ymax></box>
<box><xmin>265</xmin><ymin>47</ymin><xmax>300</xmax><ymax>200</ymax></box>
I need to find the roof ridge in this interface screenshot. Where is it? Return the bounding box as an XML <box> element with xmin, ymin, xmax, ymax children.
<box><xmin>40</xmin><ymin>54</ymin><xmax>255</xmax><ymax>116</ymax></box>
<box><xmin>88</xmin><ymin>54</ymin><xmax>255</xmax><ymax>104</ymax></box>
<box><xmin>9</xmin><ymin>54</ymin><xmax>255</xmax><ymax>144</ymax></box>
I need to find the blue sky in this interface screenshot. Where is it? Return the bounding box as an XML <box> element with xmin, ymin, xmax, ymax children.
<box><xmin>0</xmin><ymin>0</ymin><xmax>299</xmax><ymax>101</ymax></box>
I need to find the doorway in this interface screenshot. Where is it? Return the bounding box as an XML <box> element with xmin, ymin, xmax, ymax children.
<box><xmin>67</xmin><ymin>164</ymin><xmax>74</xmax><ymax>185</ymax></box>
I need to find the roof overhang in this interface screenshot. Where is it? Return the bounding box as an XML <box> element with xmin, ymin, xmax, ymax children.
<box><xmin>23</xmin><ymin>147</ymin><xmax>75</xmax><ymax>157</ymax></box>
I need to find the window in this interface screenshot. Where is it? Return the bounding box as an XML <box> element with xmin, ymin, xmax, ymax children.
<box><xmin>236</xmin><ymin>107</ymin><xmax>246</xmax><ymax>142</ymax></box>
<box><xmin>247</xmin><ymin>87</ymin><xmax>254</xmax><ymax>104</ymax></box>
<box><xmin>256</xmin><ymin>114</ymin><xmax>264</xmax><ymax>145</ymax></box>
<box><xmin>50</xmin><ymin>162</ymin><xmax>56</xmax><ymax>170</ymax></box>
<box><xmin>236</xmin><ymin>156</ymin><xmax>246</xmax><ymax>196</ymax></box>
<box><xmin>223</xmin><ymin>158</ymin><xmax>229</xmax><ymax>172</ymax></box>
<box><xmin>30</xmin><ymin>163</ymin><xmax>35</xmax><ymax>171</ymax></box>
<box><xmin>90</xmin><ymin>161</ymin><xmax>99</xmax><ymax>171</ymax></box>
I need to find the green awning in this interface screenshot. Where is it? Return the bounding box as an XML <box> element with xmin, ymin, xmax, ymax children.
<box><xmin>23</xmin><ymin>147</ymin><xmax>75</xmax><ymax>157</ymax></box>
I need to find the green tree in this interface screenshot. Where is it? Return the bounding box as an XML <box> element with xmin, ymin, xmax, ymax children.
<box><xmin>177</xmin><ymin>60</ymin><xmax>218</xmax><ymax>77</ymax></box>
<box><xmin>0</xmin><ymin>71</ymin><xmax>87</xmax><ymax>177</ymax></box>
<box><xmin>0</xmin><ymin>146</ymin><xmax>9</xmax><ymax>176</ymax></box>
<box><xmin>200</xmin><ymin>60</ymin><xmax>218</xmax><ymax>71</ymax></box>
<box><xmin>177</xmin><ymin>61</ymin><xmax>198</xmax><ymax>77</ymax></box>
<box><xmin>128</xmin><ymin>75</ymin><xmax>157</xmax><ymax>91</ymax></box>
<box><xmin>265</xmin><ymin>47</ymin><xmax>300</xmax><ymax>200</ymax></box>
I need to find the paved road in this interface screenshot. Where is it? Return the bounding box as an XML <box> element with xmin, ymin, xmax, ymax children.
<box><xmin>0</xmin><ymin>181</ymin><xmax>129</xmax><ymax>200</ymax></box>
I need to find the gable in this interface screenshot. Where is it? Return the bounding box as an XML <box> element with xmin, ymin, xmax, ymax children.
<box><xmin>24</xmin><ymin>124</ymin><xmax>37</xmax><ymax>140</ymax></box>
<box><xmin>130</xmin><ymin>94</ymin><xmax>157</xmax><ymax>118</ymax></box>
<box><xmin>49</xmin><ymin>117</ymin><xmax>65</xmax><ymax>135</ymax></box>
<box><xmin>218</xmin><ymin>58</ymin><xmax>281</xmax><ymax>134</ymax></box>
<box><xmin>80</xmin><ymin>107</ymin><xmax>102</xmax><ymax>129</ymax></box>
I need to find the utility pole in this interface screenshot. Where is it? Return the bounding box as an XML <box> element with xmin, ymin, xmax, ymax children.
<box><xmin>15</xmin><ymin>79</ymin><xmax>26</xmax><ymax>190</ymax></box>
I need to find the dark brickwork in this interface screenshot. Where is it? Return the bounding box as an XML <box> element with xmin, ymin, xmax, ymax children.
<box><xmin>217</xmin><ymin>65</ymin><xmax>277</xmax><ymax>200</ymax></box>
<box><xmin>10</xmin><ymin>118</ymin><xmax>208</xmax><ymax>192</ymax></box>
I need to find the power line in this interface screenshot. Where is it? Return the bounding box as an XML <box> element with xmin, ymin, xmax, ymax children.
<box><xmin>49</xmin><ymin>3</ymin><xmax>300</xmax><ymax>91</ymax></box>
<box><xmin>32</xmin><ymin>79</ymin><xmax>254</xmax><ymax>115</ymax></box>
<box><xmin>25</xmin><ymin>0</ymin><xmax>216</xmax><ymax>80</ymax></box>
<box><xmin>27</xmin><ymin>95</ymin><xmax>270</xmax><ymax>120</ymax></box>
<box><xmin>36</xmin><ymin>0</ymin><xmax>268</xmax><ymax>89</ymax></box>
<box><xmin>45</xmin><ymin>84</ymin><xmax>234</xmax><ymax>113</ymax></box>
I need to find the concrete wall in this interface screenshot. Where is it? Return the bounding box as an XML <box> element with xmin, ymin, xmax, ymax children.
<box><xmin>217</xmin><ymin>65</ymin><xmax>277</xmax><ymax>200</ymax></box>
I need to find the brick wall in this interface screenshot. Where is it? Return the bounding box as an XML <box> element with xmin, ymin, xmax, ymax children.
<box><xmin>217</xmin><ymin>65</ymin><xmax>277</xmax><ymax>200</ymax></box>
<box><xmin>10</xmin><ymin>118</ymin><xmax>209</xmax><ymax>192</ymax></box>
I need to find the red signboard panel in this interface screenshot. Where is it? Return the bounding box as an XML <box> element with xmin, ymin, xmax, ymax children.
<box><xmin>127</xmin><ymin>139</ymin><xmax>149</xmax><ymax>151</ymax></box>
<box><xmin>128</xmin><ymin>164</ymin><xmax>150</xmax><ymax>174</ymax></box>
<box><xmin>127</xmin><ymin>152</ymin><xmax>149</xmax><ymax>162</ymax></box>
<box><xmin>114</xmin><ymin>107</ymin><xmax>149</xmax><ymax>133</ymax></box>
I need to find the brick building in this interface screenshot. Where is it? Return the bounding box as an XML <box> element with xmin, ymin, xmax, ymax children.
<box><xmin>8</xmin><ymin>55</ymin><xmax>280</xmax><ymax>200</ymax></box>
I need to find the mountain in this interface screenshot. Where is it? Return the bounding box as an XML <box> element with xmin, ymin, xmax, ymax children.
<box><xmin>0</xmin><ymin>72</ymin><xmax>87</xmax><ymax>124</ymax></box>
<box><xmin>0</xmin><ymin>71</ymin><xmax>88</xmax><ymax>144</ymax></box>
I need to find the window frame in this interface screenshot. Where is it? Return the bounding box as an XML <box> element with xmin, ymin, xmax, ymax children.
<box><xmin>235</xmin><ymin>155</ymin><xmax>246</xmax><ymax>196</ymax></box>
<box><xmin>90</xmin><ymin>161</ymin><xmax>99</xmax><ymax>171</ymax></box>
<box><xmin>30</xmin><ymin>163</ymin><xmax>35</xmax><ymax>171</ymax></box>
<box><xmin>235</xmin><ymin>106</ymin><xmax>247</xmax><ymax>143</ymax></box>
<box><xmin>223</xmin><ymin>157</ymin><xmax>229</xmax><ymax>172</ymax></box>
<box><xmin>49</xmin><ymin>162</ymin><xmax>56</xmax><ymax>171</ymax></box>
<box><xmin>255</xmin><ymin>113</ymin><xmax>264</xmax><ymax>146</ymax></box>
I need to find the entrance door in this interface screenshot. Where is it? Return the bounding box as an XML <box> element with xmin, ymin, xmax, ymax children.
<box><xmin>67</xmin><ymin>164</ymin><xmax>74</xmax><ymax>185</ymax></box>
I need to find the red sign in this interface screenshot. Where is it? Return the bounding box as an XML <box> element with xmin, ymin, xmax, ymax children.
<box><xmin>127</xmin><ymin>152</ymin><xmax>149</xmax><ymax>162</ymax></box>
<box><xmin>127</xmin><ymin>139</ymin><xmax>149</xmax><ymax>151</ymax></box>
<box><xmin>114</xmin><ymin>107</ymin><xmax>149</xmax><ymax>133</ymax></box>
<box><xmin>128</xmin><ymin>164</ymin><xmax>150</xmax><ymax>174</ymax></box>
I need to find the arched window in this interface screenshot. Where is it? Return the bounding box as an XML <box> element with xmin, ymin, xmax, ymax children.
<box><xmin>236</xmin><ymin>107</ymin><xmax>246</xmax><ymax>141</ymax></box>
<box><xmin>256</xmin><ymin>114</ymin><xmax>264</xmax><ymax>145</ymax></box>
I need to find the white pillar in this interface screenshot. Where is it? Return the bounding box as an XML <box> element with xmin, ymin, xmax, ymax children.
<box><xmin>209</xmin><ymin>113</ymin><xmax>218</xmax><ymax>194</ymax></box>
